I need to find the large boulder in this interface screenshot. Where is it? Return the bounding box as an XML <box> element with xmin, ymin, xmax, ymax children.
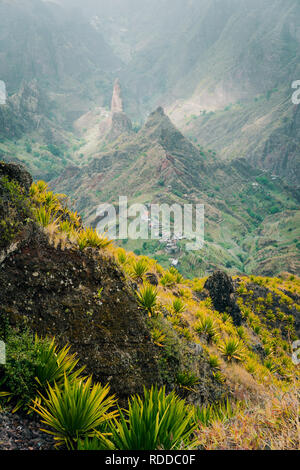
<box><xmin>204</xmin><ymin>271</ymin><xmax>242</xmax><ymax>326</ymax></box>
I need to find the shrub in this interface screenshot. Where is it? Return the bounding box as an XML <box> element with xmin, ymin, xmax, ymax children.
<box><xmin>136</xmin><ymin>284</ymin><xmax>158</xmax><ymax>316</ymax></box>
<box><xmin>108</xmin><ymin>386</ymin><xmax>197</xmax><ymax>450</ymax></box>
<box><xmin>31</xmin><ymin>375</ymin><xmax>118</xmax><ymax>449</ymax></box>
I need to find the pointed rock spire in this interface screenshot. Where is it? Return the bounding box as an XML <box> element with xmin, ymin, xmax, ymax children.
<box><xmin>111</xmin><ymin>78</ymin><xmax>123</xmax><ymax>114</ymax></box>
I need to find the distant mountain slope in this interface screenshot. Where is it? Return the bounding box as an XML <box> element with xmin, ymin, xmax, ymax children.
<box><xmin>51</xmin><ymin>106</ymin><xmax>300</xmax><ymax>277</ymax></box>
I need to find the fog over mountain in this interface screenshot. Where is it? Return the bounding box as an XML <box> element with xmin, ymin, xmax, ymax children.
<box><xmin>0</xmin><ymin>0</ymin><xmax>299</xmax><ymax>275</ymax></box>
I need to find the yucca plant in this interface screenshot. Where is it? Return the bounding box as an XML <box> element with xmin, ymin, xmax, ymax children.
<box><xmin>34</xmin><ymin>337</ymin><xmax>85</xmax><ymax>389</ymax></box>
<box><xmin>108</xmin><ymin>386</ymin><xmax>197</xmax><ymax>450</ymax></box>
<box><xmin>176</xmin><ymin>371</ymin><xmax>200</xmax><ymax>391</ymax></box>
<box><xmin>77</xmin><ymin>228</ymin><xmax>111</xmax><ymax>251</ymax></box>
<box><xmin>160</xmin><ymin>271</ymin><xmax>176</xmax><ymax>287</ymax></box>
<box><xmin>219</xmin><ymin>337</ymin><xmax>245</xmax><ymax>362</ymax></box>
<box><xmin>194</xmin><ymin>315</ymin><xmax>219</xmax><ymax>343</ymax></box>
<box><xmin>31</xmin><ymin>375</ymin><xmax>118</xmax><ymax>449</ymax></box>
<box><xmin>77</xmin><ymin>436</ymin><xmax>115</xmax><ymax>450</ymax></box>
<box><xmin>59</xmin><ymin>220</ymin><xmax>73</xmax><ymax>235</ymax></box>
<box><xmin>136</xmin><ymin>284</ymin><xmax>157</xmax><ymax>316</ymax></box>
<box><xmin>264</xmin><ymin>359</ymin><xmax>278</xmax><ymax>373</ymax></box>
<box><xmin>194</xmin><ymin>398</ymin><xmax>240</xmax><ymax>427</ymax></box>
<box><xmin>208</xmin><ymin>354</ymin><xmax>220</xmax><ymax>370</ymax></box>
<box><xmin>172</xmin><ymin>298</ymin><xmax>185</xmax><ymax>315</ymax></box>
<box><xmin>150</xmin><ymin>327</ymin><xmax>166</xmax><ymax>347</ymax></box>
<box><xmin>169</xmin><ymin>267</ymin><xmax>184</xmax><ymax>283</ymax></box>
<box><xmin>0</xmin><ymin>333</ymin><xmax>83</xmax><ymax>412</ymax></box>
<box><xmin>131</xmin><ymin>259</ymin><xmax>148</xmax><ymax>280</ymax></box>
<box><xmin>117</xmin><ymin>248</ymin><xmax>127</xmax><ymax>265</ymax></box>
<box><xmin>236</xmin><ymin>326</ymin><xmax>246</xmax><ymax>340</ymax></box>
<box><xmin>35</xmin><ymin>206</ymin><xmax>59</xmax><ymax>227</ymax></box>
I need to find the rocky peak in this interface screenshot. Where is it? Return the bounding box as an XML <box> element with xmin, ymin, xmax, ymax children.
<box><xmin>111</xmin><ymin>78</ymin><xmax>123</xmax><ymax>114</ymax></box>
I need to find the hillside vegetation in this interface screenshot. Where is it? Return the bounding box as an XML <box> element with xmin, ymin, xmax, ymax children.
<box><xmin>0</xmin><ymin>162</ymin><xmax>299</xmax><ymax>450</ymax></box>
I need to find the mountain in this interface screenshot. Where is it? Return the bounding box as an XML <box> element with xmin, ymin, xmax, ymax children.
<box><xmin>0</xmin><ymin>161</ymin><xmax>299</xmax><ymax>449</ymax></box>
<box><xmin>52</xmin><ymin>102</ymin><xmax>300</xmax><ymax>278</ymax></box>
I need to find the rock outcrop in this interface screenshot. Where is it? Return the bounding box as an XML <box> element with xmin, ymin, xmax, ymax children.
<box><xmin>111</xmin><ymin>78</ymin><xmax>123</xmax><ymax>114</ymax></box>
<box><xmin>204</xmin><ymin>271</ymin><xmax>243</xmax><ymax>326</ymax></box>
<box><xmin>0</xmin><ymin>162</ymin><xmax>162</xmax><ymax>403</ymax></box>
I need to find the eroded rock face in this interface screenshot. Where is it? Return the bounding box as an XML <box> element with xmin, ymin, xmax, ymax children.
<box><xmin>0</xmin><ymin>165</ymin><xmax>162</xmax><ymax>403</ymax></box>
<box><xmin>0</xmin><ymin>161</ymin><xmax>32</xmax><ymax>193</ymax></box>
<box><xmin>111</xmin><ymin>78</ymin><xmax>123</xmax><ymax>114</ymax></box>
<box><xmin>204</xmin><ymin>271</ymin><xmax>242</xmax><ymax>326</ymax></box>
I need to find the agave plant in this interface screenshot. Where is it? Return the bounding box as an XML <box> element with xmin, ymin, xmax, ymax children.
<box><xmin>35</xmin><ymin>206</ymin><xmax>60</xmax><ymax>227</ymax></box>
<box><xmin>108</xmin><ymin>386</ymin><xmax>197</xmax><ymax>450</ymax></box>
<box><xmin>160</xmin><ymin>271</ymin><xmax>176</xmax><ymax>287</ymax></box>
<box><xmin>77</xmin><ymin>228</ymin><xmax>112</xmax><ymax>251</ymax></box>
<box><xmin>31</xmin><ymin>375</ymin><xmax>118</xmax><ymax>449</ymax></box>
<box><xmin>176</xmin><ymin>371</ymin><xmax>200</xmax><ymax>390</ymax></box>
<box><xmin>172</xmin><ymin>298</ymin><xmax>185</xmax><ymax>314</ymax></box>
<box><xmin>34</xmin><ymin>337</ymin><xmax>85</xmax><ymax>389</ymax></box>
<box><xmin>169</xmin><ymin>267</ymin><xmax>184</xmax><ymax>283</ymax></box>
<box><xmin>219</xmin><ymin>337</ymin><xmax>245</xmax><ymax>362</ymax></box>
<box><xmin>136</xmin><ymin>284</ymin><xmax>158</xmax><ymax>316</ymax></box>
<box><xmin>150</xmin><ymin>327</ymin><xmax>166</xmax><ymax>347</ymax></box>
<box><xmin>208</xmin><ymin>354</ymin><xmax>220</xmax><ymax>370</ymax></box>
<box><xmin>117</xmin><ymin>248</ymin><xmax>127</xmax><ymax>265</ymax></box>
<box><xmin>131</xmin><ymin>259</ymin><xmax>148</xmax><ymax>280</ymax></box>
<box><xmin>194</xmin><ymin>398</ymin><xmax>240</xmax><ymax>427</ymax></box>
<box><xmin>194</xmin><ymin>314</ymin><xmax>219</xmax><ymax>343</ymax></box>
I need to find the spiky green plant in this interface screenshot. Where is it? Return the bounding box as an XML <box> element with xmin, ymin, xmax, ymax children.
<box><xmin>108</xmin><ymin>386</ymin><xmax>197</xmax><ymax>450</ymax></box>
<box><xmin>77</xmin><ymin>228</ymin><xmax>111</xmax><ymax>251</ymax></box>
<box><xmin>150</xmin><ymin>328</ymin><xmax>166</xmax><ymax>347</ymax></box>
<box><xmin>160</xmin><ymin>271</ymin><xmax>176</xmax><ymax>287</ymax></box>
<box><xmin>194</xmin><ymin>398</ymin><xmax>240</xmax><ymax>427</ymax></box>
<box><xmin>31</xmin><ymin>376</ymin><xmax>118</xmax><ymax>449</ymax></box>
<box><xmin>176</xmin><ymin>371</ymin><xmax>200</xmax><ymax>390</ymax></box>
<box><xmin>131</xmin><ymin>259</ymin><xmax>148</xmax><ymax>280</ymax></box>
<box><xmin>172</xmin><ymin>298</ymin><xmax>185</xmax><ymax>314</ymax></box>
<box><xmin>117</xmin><ymin>248</ymin><xmax>127</xmax><ymax>265</ymax></box>
<box><xmin>219</xmin><ymin>338</ymin><xmax>245</xmax><ymax>362</ymax></box>
<box><xmin>169</xmin><ymin>267</ymin><xmax>184</xmax><ymax>283</ymax></box>
<box><xmin>136</xmin><ymin>284</ymin><xmax>158</xmax><ymax>316</ymax></box>
<box><xmin>208</xmin><ymin>354</ymin><xmax>220</xmax><ymax>370</ymax></box>
<box><xmin>34</xmin><ymin>337</ymin><xmax>85</xmax><ymax>389</ymax></box>
<box><xmin>194</xmin><ymin>315</ymin><xmax>219</xmax><ymax>343</ymax></box>
<box><xmin>35</xmin><ymin>206</ymin><xmax>59</xmax><ymax>227</ymax></box>
<box><xmin>77</xmin><ymin>436</ymin><xmax>114</xmax><ymax>450</ymax></box>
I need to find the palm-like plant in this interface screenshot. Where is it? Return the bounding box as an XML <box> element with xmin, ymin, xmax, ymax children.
<box><xmin>172</xmin><ymin>298</ymin><xmax>185</xmax><ymax>314</ymax></box>
<box><xmin>219</xmin><ymin>337</ymin><xmax>245</xmax><ymax>362</ymax></box>
<box><xmin>35</xmin><ymin>206</ymin><xmax>59</xmax><ymax>227</ymax></box>
<box><xmin>195</xmin><ymin>314</ymin><xmax>219</xmax><ymax>343</ymax></box>
<box><xmin>108</xmin><ymin>386</ymin><xmax>197</xmax><ymax>450</ymax></box>
<box><xmin>160</xmin><ymin>271</ymin><xmax>176</xmax><ymax>287</ymax></box>
<box><xmin>151</xmin><ymin>327</ymin><xmax>166</xmax><ymax>347</ymax></box>
<box><xmin>136</xmin><ymin>284</ymin><xmax>157</xmax><ymax>316</ymax></box>
<box><xmin>31</xmin><ymin>375</ymin><xmax>118</xmax><ymax>449</ymax></box>
<box><xmin>34</xmin><ymin>337</ymin><xmax>85</xmax><ymax>389</ymax></box>
<box><xmin>77</xmin><ymin>228</ymin><xmax>111</xmax><ymax>251</ymax></box>
<box><xmin>131</xmin><ymin>259</ymin><xmax>148</xmax><ymax>280</ymax></box>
